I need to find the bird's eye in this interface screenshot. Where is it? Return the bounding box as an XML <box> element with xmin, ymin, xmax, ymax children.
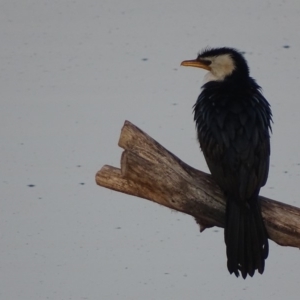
<box><xmin>200</xmin><ymin>59</ymin><xmax>211</xmax><ymax>66</ymax></box>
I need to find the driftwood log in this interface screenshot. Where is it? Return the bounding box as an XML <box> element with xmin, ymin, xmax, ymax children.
<box><xmin>96</xmin><ymin>120</ymin><xmax>300</xmax><ymax>248</ymax></box>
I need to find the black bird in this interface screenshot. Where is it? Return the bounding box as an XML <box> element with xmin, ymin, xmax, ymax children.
<box><xmin>181</xmin><ymin>47</ymin><xmax>272</xmax><ymax>278</ymax></box>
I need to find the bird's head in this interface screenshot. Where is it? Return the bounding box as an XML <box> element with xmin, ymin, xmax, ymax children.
<box><xmin>181</xmin><ymin>47</ymin><xmax>249</xmax><ymax>83</ymax></box>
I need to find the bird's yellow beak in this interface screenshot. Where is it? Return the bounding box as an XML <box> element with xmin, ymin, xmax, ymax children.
<box><xmin>180</xmin><ymin>59</ymin><xmax>211</xmax><ymax>71</ymax></box>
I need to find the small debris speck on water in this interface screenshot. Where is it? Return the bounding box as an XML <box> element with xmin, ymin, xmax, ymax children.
<box><xmin>141</xmin><ymin>58</ymin><xmax>148</xmax><ymax>61</ymax></box>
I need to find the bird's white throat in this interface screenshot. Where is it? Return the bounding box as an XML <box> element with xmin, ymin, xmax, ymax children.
<box><xmin>202</xmin><ymin>54</ymin><xmax>236</xmax><ymax>83</ymax></box>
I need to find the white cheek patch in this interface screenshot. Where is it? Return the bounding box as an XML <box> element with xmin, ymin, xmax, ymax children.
<box><xmin>202</xmin><ymin>54</ymin><xmax>236</xmax><ymax>82</ymax></box>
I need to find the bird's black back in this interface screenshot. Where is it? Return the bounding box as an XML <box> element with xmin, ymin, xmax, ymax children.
<box><xmin>194</xmin><ymin>78</ymin><xmax>272</xmax><ymax>278</ymax></box>
<box><xmin>194</xmin><ymin>78</ymin><xmax>272</xmax><ymax>202</ymax></box>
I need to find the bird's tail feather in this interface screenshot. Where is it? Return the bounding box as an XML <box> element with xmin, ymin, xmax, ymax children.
<box><xmin>225</xmin><ymin>197</ymin><xmax>269</xmax><ymax>279</ymax></box>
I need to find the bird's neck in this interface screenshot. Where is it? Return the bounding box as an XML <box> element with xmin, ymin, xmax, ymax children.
<box><xmin>203</xmin><ymin>71</ymin><xmax>250</xmax><ymax>87</ymax></box>
<box><xmin>203</xmin><ymin>71</ymin><xmax>219</xmax><ymax>84</ymax></box>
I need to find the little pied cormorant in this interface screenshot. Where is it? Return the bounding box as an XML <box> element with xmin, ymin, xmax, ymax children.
<box><xmin>181</xmin><ymin>47</ymin><xmax>272</xmax><ymax>279</ymax></box>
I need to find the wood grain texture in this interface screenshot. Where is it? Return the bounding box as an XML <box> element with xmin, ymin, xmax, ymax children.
<box><xmin>95</xmin><ymin>120</ymin><xmax>300</xmax><ymax>248</ymax></box>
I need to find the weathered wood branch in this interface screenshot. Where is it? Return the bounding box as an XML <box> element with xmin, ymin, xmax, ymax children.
<box><xmin>96</xmin><ymin>120</ymin><xmax>300</xmax><ymax>248</ymax></box>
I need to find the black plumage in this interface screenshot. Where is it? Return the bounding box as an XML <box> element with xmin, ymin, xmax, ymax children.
<box><xmin>181</xmin><ymin>47</ymin><xmax>272</xmax><ymax>278</ymax></box>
